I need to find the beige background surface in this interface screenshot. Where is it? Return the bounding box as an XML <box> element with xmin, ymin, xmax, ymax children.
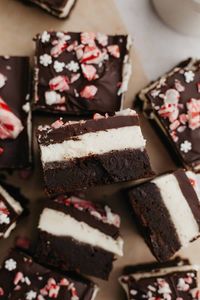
<box><xmin>0</xmin><ymin>1</ymin><xmax>200</xmax><ymax>299</ymax></box>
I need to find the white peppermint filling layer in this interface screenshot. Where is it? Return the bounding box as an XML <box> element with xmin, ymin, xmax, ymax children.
<box><xmin>38</xmin><ymin>208</ymin><xmax>124</xmax><ymax>256</ymax></box>
<box><xmin>0</xmin><ymin>185</ymin><xmax>23</xmax><ymax>215</ymax></box>
<box><xmin>40</xmin><ymin>126</ymin><xmax>146</xmax><ymax>163</ymax></box>
<box><xmin>152</xmin><ymin>174</ymin><xmax>199</xmax><ymax>246</ymax></box>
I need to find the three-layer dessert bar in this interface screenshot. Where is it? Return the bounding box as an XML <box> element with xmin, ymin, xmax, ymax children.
<box><xmin>119</xmin><ymin>258</ymin><xmax>200</xmax><ymax>300</ymax></box>
<box><xmin>139</xmin><ymin>58</ymin><xmax>200</xmax><ymax>172</ymax></box>
<box><xmin>0</xmin><ymin>56</ymin><xmax>31</xmax><ymax>170</ymax></box>
<box><xmin>0</xmin><ymin>249</ymin><xmax>98</xmax><ymax>299</ymax></box>
<box><xmin>37</xmin><ymin>109</ymin><xmax>153</xmax><ymax>196</ymax></box>
<box><xmin>34</xmin><ymin>31</ymin><xmax>132</xmax><ymax>114</ymax></box>
<box><xmin>27</xmin><ymin>0</ymin><xmax>76</xmax><ymax>18</ymax></box>
<box><xmin>0</xmin><ymin>183</ymin><xmax>24</xmax><ymax>239</ymax></box>
<box><xmin>34</xmin><ymin>195</ymin><xmax>123</xmax><ymax>279</ymax></box>
<box><xmin>128</xmin><ymin>169</ymin><xmax>200</xmax><ymax>261</ymax></box>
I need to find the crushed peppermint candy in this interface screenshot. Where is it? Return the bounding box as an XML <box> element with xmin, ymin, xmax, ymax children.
<box><xmin>80</xmin><ymin>85</ymin><xmax>97</xmax><ymax>99</ymax></box>
<box><xmin>0</xmin><ymin>97</ymin><xmax>24</xmax><ymax>140</ymax></box>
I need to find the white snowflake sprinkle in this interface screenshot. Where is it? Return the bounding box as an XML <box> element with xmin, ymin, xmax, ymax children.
<box><xmin>180</xmin><ymin>140</ymin><xmax>192</xmax><ymax>153</ymax></box>
<box><xmin>0</xmin><ymin>213</ymin><xmax>10</xmax><ymax>225</ymax></box>
<box><xmin>41</xmin><ymin>31</ymin><xmax>50</xmax><ymax>43</ymax></box>
<box><xmin>66</xmin><ymin>61</ymin><xmax>79</xmax><ymax>72</ymax></box>
<box><xmin>26</xmin><ymin>290</ymin><xmax>37</xmax><ymax>300</ymax></box>
<box><xmin>5</xmin><ymin>259</ymin><xmax>17</xmax><ymax>271</ymax></box>
<box><xmin>54</xmin><ymin>61</ymin><xmax>65</xmax><ymax>73</ymax></box>
<box><xmin>39</xmin><ymin>54</ymin><xmax>52</xmax><ymax>67</ymax></box>
<box><xmin>184</xmin><ymin>70</ymin><xmax>195</xmax><ymax>83</ymax></box>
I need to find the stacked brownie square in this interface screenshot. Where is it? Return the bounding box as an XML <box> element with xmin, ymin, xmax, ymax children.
<box><xmin>139</xmin><ymin>58</ymin><xmax>200</xmax><ymax>172</ymax></box>
<box><xmin>119</xmin><ymin>257</ymin><xmax>200</xmax><ymax>299</ymax></box>
<box><xmin>0</xmin><ymin>249</ymin><xmax>98</xmax><ymax>299</ymax></box>
<box><xmin>34</xmin><ymin>195</ymin><xmax>123</xmax><ymax>279</ymax></box>
<box><xmin>0</xmin><ymin>56</ymin><xmax>31</xmax><ymax>170</ymax></box>
<box><xmin>25</xmin><ymin>0</ymin><xmax>77</xmax><ymax>18</ymax></box>
<box><xmin>128</xmin><ymin>169</ymin><xmax>200</xmax><ymax>262</ymax></box>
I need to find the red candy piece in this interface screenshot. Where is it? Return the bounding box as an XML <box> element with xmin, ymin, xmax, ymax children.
<box><xmin>107</xmin><ymin>45</ymin><xmax>120</xmax><ymax>58</ymax></box>
<box><xmin>0</xmin><ymin>97</ymin><xmax>24</xmax><ymax>140</ymax></box>
<box><xmin>80</xmin><ymin>85</ymin><xmax>97</xmax><ymax>99</ymax></box>
<box><xmin>81</xmin><ymin>64</ymin><xmax>97</xmax><ymax>81</ymax></box>
<box><xmin>49</xmin><ymin>76</ymin><xmax>70</xmax><ymax>92</ymax></box>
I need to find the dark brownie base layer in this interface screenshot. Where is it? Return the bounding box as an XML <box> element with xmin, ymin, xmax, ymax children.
<box><xmin>34</xmin><ymin>231</ymin><xmax>114</xmax><ymax>280</ymax></box>
<box><xmin>44</xmin><ymin>149</ymin><xmax>154</xmax><ymax>197</ymax></box>
<box><xmin>128</xmin><ymin>181</ymin><xmax>181</xmax><ymax>262</ymax></box>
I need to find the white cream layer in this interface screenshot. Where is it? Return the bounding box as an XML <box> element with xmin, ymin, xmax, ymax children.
<box><xmin>40</xmin><ymin>126</ymin><xmax>146</xmax><ymax>163</ymax></box>
<box><xmin>0</xmin><ymin>185</ymin><xmax>23</xmax><ymax>215</ymax></box>
<box><xmin>38</xmin><ymin>208</ymin><xmax>124</xmax><ymax>256</ymax></box>
<box><xmin>152</xmin><ymin>174</ymin><xmax>199</xmax><ymax>246</ymax></box>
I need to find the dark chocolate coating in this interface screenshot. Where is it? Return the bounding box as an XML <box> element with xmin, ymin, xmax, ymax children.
<box><xmin>0</xmin><ymin>249</ymin><xmax>97</xmax><ymax>300</ymax></box>
<box><xmin>140</xmin><ymin>58</ymin><xmax>200</xmax><ymax>171</ymax></box>
<box><xmin>43</xmin><ymin>149</ymin><xmax>153</xmax><ymax>197</ymax></box>
<box><xmin>35</xmin><ymin>231</ymin><xmax>114</xmax><ymax>280</ymax></box>
<box><xmin>34</xmin><ymin>32</ymin><xmax>129</xmax><ymax>115</ymax></box>
<box><xmin>0</xmin><ymin>56</ymin><xmax>31</xmax><ymax>170</ymax></box>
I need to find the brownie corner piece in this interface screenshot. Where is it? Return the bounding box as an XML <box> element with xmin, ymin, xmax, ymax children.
<box><xmin>37</xmin><ymin>109</ymin><xmax>153</xmax><ymax>196</ymax></box>
<box><xmin>139</xmin><ymin>58</ymin><xmax>200</xmax><ymax>172</ymax></box>
<box><xmin>128</xmin><ymin>169</ymin><xmax>200</xmax><ymax>262</ymax></box>
<box><xmin>0</xmin><ymin>182</ymin><xmax>25</xmax><ymax>239</ymax></box>
<box><xmin>0</xmin><ymin>56</ymin><xmax>32</xmax><ymax>170</ymax></box>
<box><xmin>33</xmin><ymin>31</ymin><xmax>132</xmax><ymax>115</ymax></box>
<box><xmin>0</xmin><ymin>249</ymin><xmax>99</xmax><ymax>299</ymax></box>
<box><xmin>119</xmin><ymin>258</ymin><xmax>200</xmax><ymax>300</ymax></box>
<box><xmin>28</xmin><ymin>0</ymin><xmax>76</xmax><ymax>18</ymax></box>
<box><xmin>34</xmin><ymin>195</ymin><xmax>123</xmax><ymax>279</ymax></box>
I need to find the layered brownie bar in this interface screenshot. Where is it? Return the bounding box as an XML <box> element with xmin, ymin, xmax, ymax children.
<box><xmin>34</xmin><ymin>195</ymin><xmax>123</xmax><ymax>279</ymax></box>
<box><xmin>0</xmin><ymin>249</ymin><xmax>98</xmax><ymax>299</ymax></box>
<box><xmin>139</xmin><ymin>58</ymin><xmax>200</xmax><ymax>172</ymax></box>
<box><xmin>119</xmin><ymin>258</ymin><xmax>200</xmax><ymax>300</ymax></box>
<box><xmin>128</xmin><ymin>169</ymin><xmax>200</xmax><ymax>262</ymax></box>
<box><xmin>27</xmin><ymin>0</ymin><xmax>76</xmax><ymax>18</ymax></box>
<box><xmin>37</xmin><ymin>109</ymin><xmax>153</xmax><ymax>196</ymax></box>
<box><xmin>0</xmin><ymin>183</ymin><xmax>24</xmax><ymax>239</ymax></box>
<box><xmin>0</xmin><ymin>56</ymin><xmax>31</xmax><ymax>170</ymax></box>
<box><xmin>34</xmin><ymin>31</ymin><xmax>132</xmax><ymax>115</ymax></box>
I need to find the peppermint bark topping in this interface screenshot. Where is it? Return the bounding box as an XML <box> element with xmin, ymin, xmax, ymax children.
<box><xmin>148</xmin><ymin>63</ymin><xmax>200</xmax><ymax>160</ymax></box>
<box><xmin>37</xmin><ymin>31</ymin><xmax>127</xmax><ymax>108</ymax></box>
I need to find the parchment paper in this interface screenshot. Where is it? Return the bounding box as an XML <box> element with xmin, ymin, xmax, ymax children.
<box><xmin>0</xmin><ymin>1</ymin><xmax>200</xmax><ymax>299</ymax></box>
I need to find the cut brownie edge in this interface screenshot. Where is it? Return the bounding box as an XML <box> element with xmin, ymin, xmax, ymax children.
<box><xmin>44</xmin><ymin>148</ymin><xmax>153</xmax><ymax>196</ymax></box>
<box><xmin>128</xmin><ymin>169</ymin><xmax>200</xmax><ymax>262</ymax></box>
<box><xmin>129</xmin><ymin>181</ymin><xmax>181</xmax><ymax>261</ymax></box>
<box><xmin>35</xmin><ymin>231</ymin><xmax>115</xmax><ymax>280</ymax></box>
